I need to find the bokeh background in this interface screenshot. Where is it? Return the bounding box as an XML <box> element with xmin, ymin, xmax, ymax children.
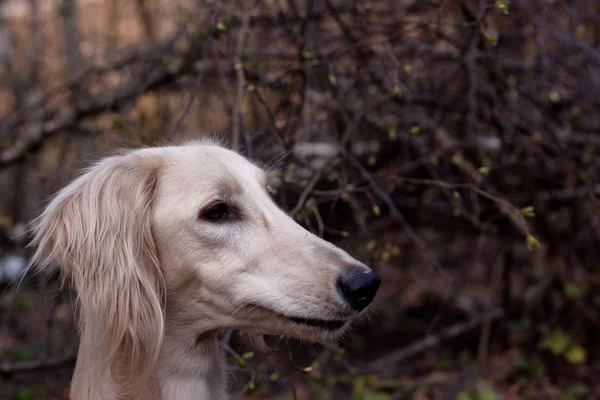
<box><xmin>0</xmin><ymin>0</ymin><xmax>599</xmax><ymax>398</ymax></box>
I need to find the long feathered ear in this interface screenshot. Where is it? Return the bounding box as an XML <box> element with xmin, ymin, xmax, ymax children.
<box><xmin>28</xmin><ymin>151</ymin><xmax>165</xmax><ymax>387</ymax></box>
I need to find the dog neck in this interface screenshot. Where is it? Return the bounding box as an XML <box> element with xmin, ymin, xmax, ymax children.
<box><xmin>156</xmin><ymin>330</ymin><xmax>228</xmax><ymax>400</ymax></box>
<box><xmin>70</xmin><ymin>326</ymin><xmax>228</xmax><ymax>400</ymax></box>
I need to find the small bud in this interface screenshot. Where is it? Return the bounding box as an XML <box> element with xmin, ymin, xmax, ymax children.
<box><xmin>576</xmin><ymin>24</ymin><xmax>585</xmax><ymax>39</ymax></box>
<box><xmin>367</xmin><ymin>240</ymin><xmax>377</xmax><ymax>251</ymax></box>
<box><xmin>381</xmin><ymin>251</ymin><xmax>391</xmax><ymax>261</ymax></box>
<box><xmin>304</xmin><ymin>199</ymin><xmax>314</xmax><ymax>209</ymax></box>
<box><xmin>486</xmin><ymin>34</ymin><xmax>498</xmax><ymax>46</ymax></box>
<box><xmin>269</xmin><ymin>372</ymin><xmax>280</xmax><ymax>382</ymax></box>
<box><xmin>520</xmin><ymin>206</ymin><xmax>535</xmax><ymax>218</ymax></box>
<box><xmin>373</xmin><ymin>205</ymin><xmax>381</xmax><ymax>217</ymax></box>
<box><xmin>526</xmin><ymin>234</ymin><xmax>539</xmax><ymax>249</ymax></box>
<box><xmin>495</xmin><ymin>0</ymin><xmax>509</xmax><ymax>15</ymax></box>
<box><xmin>477</xmin><ymin>166</ymin><xmax>490</xmax><ymax>176</ymax></box>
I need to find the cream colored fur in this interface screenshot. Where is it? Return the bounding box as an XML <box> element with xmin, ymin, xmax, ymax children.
<box><xmin>28</xmin><ymin>139</ymin><xmax>374</xmax><ymax>400</ymax></box>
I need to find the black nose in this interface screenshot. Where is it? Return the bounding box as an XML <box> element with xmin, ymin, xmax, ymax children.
<box><xmin>336</xmin><ymin>268</ymin><xmax>381</xmax><ymax>311</ymax></box>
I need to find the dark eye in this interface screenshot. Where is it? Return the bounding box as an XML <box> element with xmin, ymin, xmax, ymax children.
<box><xmin>267</xmin><ymin>185</ymin><xmax>276</xmax><ymax>196</ymax></box>
<box><xmin>201</xmin><ymin>203</ymin><xmax>230</xmax><ymax>221</ymax></box>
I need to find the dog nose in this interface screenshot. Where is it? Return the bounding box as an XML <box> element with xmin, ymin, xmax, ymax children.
<box><xmin>336</xmin><ymin>268</ymin><xmax>381</xmax><ymax>311</ymax></box>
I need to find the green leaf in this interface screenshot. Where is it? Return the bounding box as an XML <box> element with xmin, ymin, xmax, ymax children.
<box><xmin>352</xmin><ymin>376</ymin><xmax>368</xmax><ymax>400</ymax></box>
<box><xmin>476</xmin><ymin>386</ymin><xmax>497</xmax><ymax>400</ymax></box>
<box><xmin>372</xmin><ymin>206</ymin><xmax>381</xmax><ymax>217</ymax></box>
<box><xmin>564</xmin><ymin>282</ymin><xmax>587</xmax><ymax>298</ymax></box>
<box><xmin>302</xmin><ymin>50</ymin><xmax>313</xmax><ymax>60</ymax></box>
<box><xmin>526</xmin><ymin>234</ymin><xmax>539</xmax><ymax>250</ymax></box>
<box><xmin>575</xmin><ymin>24</ymin><xmax>585</xmax><ymax>39</ymax></box>
<box><xmin>456</xmin><ymin>391</ymin><xmax>473</xmax><ymax>400</ymax></box>
<box><xmin>0</xmin><ymin>215</ymin><xmax>13</xmax><ymax>228</ymax></box>
<box><xmin>485</xmin><ymin>34</ymin><xmax>498</xmax><ymax>46</ymax></box>
<box><xmin>495</xmin><ymin>1</ymin><xmax>510</xmax><ymax>15</ymax></box>
<box><xmin>520</xmin><ymin>206</ymin><xmax>535</xmax><ymax>217</ymax></box>
<box><xmin>437</xmin><ymin>351</ymin><xmax>453</xmax><ymax>371</ymax></box>
<box><xmin>328</xmin><ymin>74</ymin><xmax>337</xmax><ymax>86</ymax></box>
<box><xmin>18</xmin><ymin>386</ymin><xmax>35</xmax><ymax>400</ymax></box>
<box><xmin>409</xmin><ymin>125</ymin><xmax>420</xmax><ymax>135</ymax></box>
<box><xmin>477</xmin><ymin>166</ymin><xmax>490</xmax><ymax>176</ymax></box>
<box><xmin>563</xmin><ymin>383</ymin><xmax>589</xmax><ymax>398</ymax></box>
<box><xmin>269</xmin><ymin>372</ymin><xmax>280</xmax><ymax>382</ymax></box>
<box><xmin>565</xmin><ymin>345</ymin><xmax>587</xmax><ymax>365</ymax></box>
<box><xmin>361</xmin><ymin>390</ymin><xmax>389</xmax><ymax>400</ymax></box>
<box><xmin>539</xmin><ymin>329</ymin><xmax>571</xmax><ymax>355</ymax></box>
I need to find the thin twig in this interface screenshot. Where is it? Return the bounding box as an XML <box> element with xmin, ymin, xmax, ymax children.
<box><xmin>368</xmin><ymin>308</ymin><xmax>505</xmax><ymax>372</ymax></box>
<box><xmin>0</xmin><ymin>353</ymin><xmax>77</xmax><ymax>373</ymax></box>
<box><xmin>290</xmin><ymin>171</ymin><xmax>323</xmax><ymax>216</ymax></box>
<box><xmin>231</xmin><ymin>8</ymin><xmax>252</xmax><ymax>152</ymax></box>
<box><xmin>477</xmin><ymin>250</ymin><xmax>506</xmax><ymax>368</ymax></box>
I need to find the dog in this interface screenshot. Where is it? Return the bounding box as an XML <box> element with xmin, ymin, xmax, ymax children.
<box><xmin>28</xmin><ymin>139</ymin><xmax>381</xmax><ymax>399</ymax></box>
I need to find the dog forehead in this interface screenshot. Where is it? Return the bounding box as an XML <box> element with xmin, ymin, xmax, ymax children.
<box><xmin>159</xmin><ymin>145</ymin><xmax>265</xmax><ymax>193</ymax></box>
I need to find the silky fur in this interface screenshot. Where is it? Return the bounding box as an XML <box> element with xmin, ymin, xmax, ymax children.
<box><xmin>28</xmin><ymin>139</ymin><xmax>376</xmax><ymax>400</ymax></box>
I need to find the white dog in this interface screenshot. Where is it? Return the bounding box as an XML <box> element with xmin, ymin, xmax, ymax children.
<box><xmin>28</xmin><ymin>139</ymin><xmax>381</xmax><ymax>399</ymax></box>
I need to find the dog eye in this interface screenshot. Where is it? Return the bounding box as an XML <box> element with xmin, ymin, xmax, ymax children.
<box><xmin>201</xmin><ymin>203</ymin><xmax>230</xmax><ymax>221</ymax></box>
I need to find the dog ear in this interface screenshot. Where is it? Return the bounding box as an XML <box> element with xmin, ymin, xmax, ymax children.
<box><xmin>29</xmin><ymin>151</ymin><xmax>165</xmax><ymax>387</ymax></box>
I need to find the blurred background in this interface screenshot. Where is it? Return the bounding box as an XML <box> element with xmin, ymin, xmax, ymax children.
<box><xmin>0</xmin><ymin>0</ymin><xmax>599</xmax><ymax>398</ymax></box>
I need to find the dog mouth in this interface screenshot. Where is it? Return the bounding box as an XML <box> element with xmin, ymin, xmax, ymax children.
<box><xmin>289</xmin><ymin>317</ymin><xmax>348</xmax><ymax>331</ymax></box>
<box><xmin>246</xmin><ymin>303</ymin><xmax>350</xmax><ymax>332</ymax></box>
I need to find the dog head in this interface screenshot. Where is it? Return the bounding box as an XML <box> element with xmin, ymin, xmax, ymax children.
<box><xmin>29</xmin><ymin>139</ymin><xmax>381</xmax><ymax>376</ymax></box>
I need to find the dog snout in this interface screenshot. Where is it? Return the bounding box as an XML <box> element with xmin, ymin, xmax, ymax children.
<box><xmin>336</xmin><ymin>267</ymin><xmax>381</xmax><ymax>311</ymax></box>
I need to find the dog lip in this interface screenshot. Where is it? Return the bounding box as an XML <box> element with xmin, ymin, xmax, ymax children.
<box><xmin>289</xmin><ymin>317</ymin><xmax>348</xmax><ymax>331</ymax></box>
<box><xmin>244</xmin><ymin>303</ymin><xmax>349</xmax><ymax>331</ymax></box>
